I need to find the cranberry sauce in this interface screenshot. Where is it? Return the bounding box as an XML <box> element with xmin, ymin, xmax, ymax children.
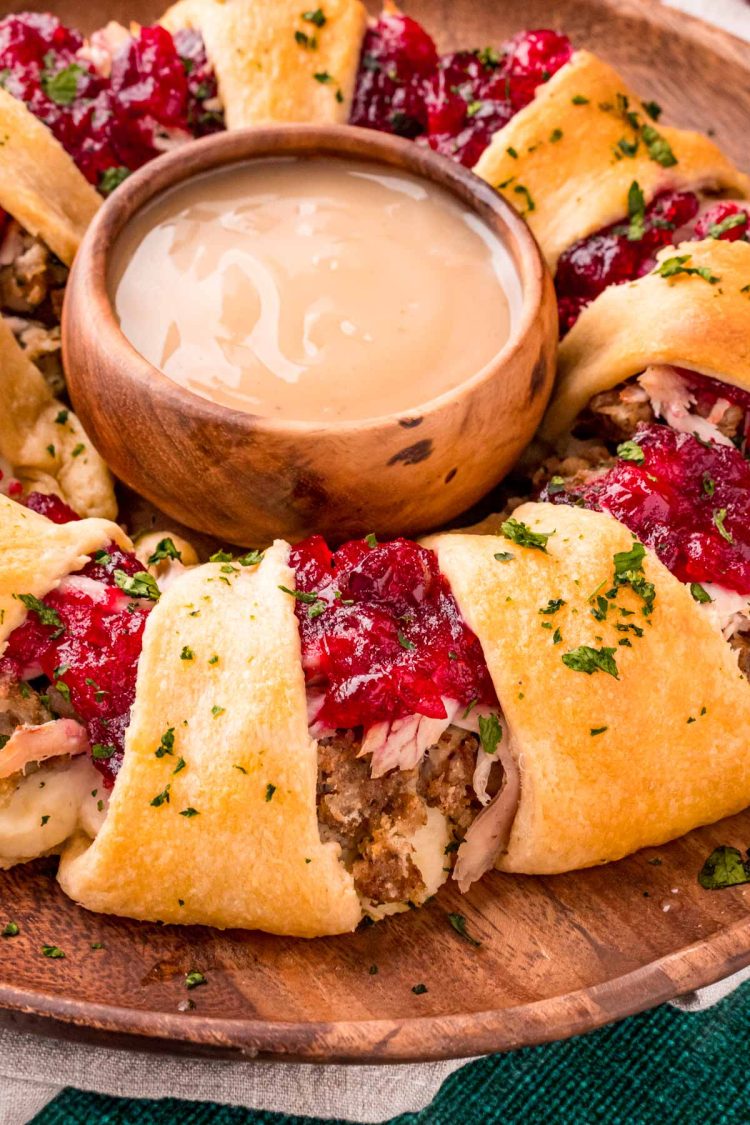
<box><xmin>543</xmin><ymin>423</ymin><xmax>750</xmax><ymax>595</ymax></box>
<box><xmin>556</xmin><ymin>197</ymin><xmax>750</xmax><ymax>336</ymax></box>
<box><xmin>350</xmin><ymin>13</ymin><xmax>572</xmax><ymax>167</ymax></box>
<box><xmin>289</xmin><ymin>534</ymin><xmax>497</xmax><ymax>731</ymax></box>
<box><xmin>0</xmin><ymin>493</ymin><xmax>155</xmax><ymax>783</ymax></box>
<box><xmin>0</xmin><ymin>14</ymin><xmax>223</xmax><ymax>190</ymax></box>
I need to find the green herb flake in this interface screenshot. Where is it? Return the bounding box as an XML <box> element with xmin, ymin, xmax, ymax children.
<box><xmin>40</xmin><ymin>815</ymin><xmax>50</xmax><ymax>826</ymax></box>
<box><xmin>237</xmin><ymin>549</ymin><xmax>264</xmax><ymax>566</ymax></box>
<box><xmin>42</xmin><ymin>944</ymin><xmax>65</xmax><ymax>958</ymax></box>
<box><xmin>2</xmin><ymin>921</ymin><xmax>19</xmax><ymax>938</ymax></box>
<box><xmin>641</xmin><ymin>123</ymin><xmax>677</xmax><ymax>167</ymax></box>
<box><xmin>478</xmin><ymin>713</ymin><xmax>503</xmax><ymax>756</ymax></box>
<box><xmin>397</xmin><ymin>631</ymin><xmax>416</xmax><ymax>651</ymax></box>
<box><xmin>211</xmin><ymin>705</ymin><xmax>225</xmax><ymax>718</ymax></box>
<box><xmin>313</xmin><ymin>70</ymin><xmax>333</xmax><ymax>83</ymax></box>
<box><xmin>91</xmin><ymin>743</ymin><xmax>115</xmax><ymax>761</ymax></box>
<box><xmin>185</xmin><ymin>969</ymin><xmax>207</xmax><ymax>989</ymax></box>
<box><xmin>147</xmin><ymin>537</ymin><xmax>182</xmax><ymax>565</ymax></box>
<box><xmin>552</xmin><ymin>627</ymin><xmax>562</xmax><ymax>645</ymax></box>
<box><xmin>302</xmin><ymin>7</ymin><xmax>326</xmax><ymax>26</ymax></box>
<box><xmin>173</xmin><ymin>757</ymin><xmax>186</xmax><ymax>775</ymax></box>
<box><xmin>294</xmin><ymin>29</ymin><xmax>317</xmax><ymax>48</ymax></box>
<box><xmin>501</xmin><ymin>517</ymin><xmax>553</xmax><ymax>553</ymax></box>
<box><xmin>180</xmin><ymin>807</ymin><xmax>199</xmax><ymax>818</ymax></box>
<box><xmin>698</xmin><ymin>845</ymin><xmax>750</xmax><ymax>890</ymax></box>
<box><xmin>690</xmin><ymin>583</ymin><xmax>712</xmax><ymax>604</ymax></box>
<box><xmin>365</xmin><ymin>532</ymin><xmax>378</xmax><ymax>548</ymax></box>
<box><xmin>708</xmin><ymin>212</ymin><xmax>747</xmax><ymax>239</ymax></box>
<box><xmin>99</xmin><ymin>165</ymin><xmax>131</xmax><ymax>195</ymax></box>
<box><xmin>562</xmin><ymin>646</ymin><xmax>619</xmax><ymax>678</ymax></box>
<box><xmin>571</xmin><ymin>94</ymin><xmax>590</xmax><ymax>105</ymax></box>
<box><xmin>180</xmin><ymin>646</ymin><xmax>195</xmax><ymax>661</ymax></box>
<box><xmin>513</xmin><ymin>183</ymin><xmax>535</xmax><ymax>215</ymax></box>
<box><xmin>411</xmin><ymin>983</ymin><xmax>428</xmax><ymax>995</ymax></box>
<box><xmin>54</xmin><ymin>409</ymin><xmax>69</xmax><ymax>424</ymax></box>
<box><xmin>41</xmin><ymin>62</ymin><xmax>84</xmax><ymax>106</ymax></box>
<box><xmin>17</xmin><ymin>593</ymin><xmax>64</xmax><ymax>634</ymax></box>
<box><xmin>447</xmin><ymin>912</ymin><xmax>481</xmax><ymax>947</ymax></box>
<box><xmin>150</xmin><ymin>784</ymin><xmax>171</xmax><ymax>808</ymax></box>
<box><xmin>702</xmin><ymin>473</ymin><xmax>716</xmax><ymax>498</ymax></box>
<box><xmin>654</xmin><ymin>254</ymin><xmax>720</xmax><ymax>284</ymax></box>
<box><xmin>493</xmin><ymin>551</ymin><xmax>514</xmax><ymax>562</ymax></box>
<box><xmin>71</xmin><ymin>443</ymin><xmax>85</xmax><ymax>458</ymax></box>
<box><xmin>506</xmin><ymin>145</ymin><xmax>518</xmax><ymax>158</ymax></box>
<box><xmin>155</xmin><ymin>728</ymin><xmax>175</xmax><ymax>758</ymax></box>
<box><xmin>539</xmin><ymin>598</ymin><xmax>565</xmax><ymax>615</ymax></box>
<box><xmin>114</xmin><ymin>569</ymin><xmax>161</xmax><ymax>601</ymax></box>
<box><xmin>713</xmin><ymin>508</ymin><xmax>734</xmax><ymax>544</ymax></box>
<box><xmin>265</xmin><ymin>782</ymin><xmax>277</xmax><ymax>802</ymax></box>
<box><xmin>590</xmin><ymin>726</ymin><xmax>608</xmax><ymax>736</ymax></box>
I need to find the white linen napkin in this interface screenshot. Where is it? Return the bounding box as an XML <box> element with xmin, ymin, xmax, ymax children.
<box><xmin>1</xmin><ymin>2</ymin><xmax>748</xmax><ymax>1122</ymax></box>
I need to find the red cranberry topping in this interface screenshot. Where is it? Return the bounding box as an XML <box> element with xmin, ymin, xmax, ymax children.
<box><xmin>0</xmin><ymin>13</ymin><xmax>223</xmax><ymax>189</ymax></box>
<box><xmin>351</xmin><ymin>19</ymin><xmax>572</xmax><ymax>166</ymax></box>
<box><xmin>556</xmin><ymin>190</ymin><xmax>700</xmax><ymax>335</ymax></box>
<box><xmin>544</xmin><ymin>422</ymin><xmax>750</xmax><ymax>594</ymax></box>
<box><xmin>693</xmin><ymin>200</ymin><xmax>750</xmax><ymax>242</ymax></box>
<box><xmin>0</xmin><ymin>492</ymin><xmax>153</xmax><ymax>783</ymax></box>
<box><xmin>24</xmin><ymin>491</ymin><xmax>79</xmax><ymax>523</ymax></box>
<box><xmin>289</xmin><ymin>534</ymin><xmax>497</xmax><ymax>730</ymax></box>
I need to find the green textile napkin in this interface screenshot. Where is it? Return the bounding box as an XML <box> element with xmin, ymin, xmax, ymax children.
<box><xmin>33</xmin><ymin>981</ymin><xmax>750</xmax><ymax>1125</ymax></box>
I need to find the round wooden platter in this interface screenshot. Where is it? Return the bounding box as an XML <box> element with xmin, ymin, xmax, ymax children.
<box><xmin>1</xmin><ymin>0</ymin><xmax>750</xmax><ymax>1065</ymax></box>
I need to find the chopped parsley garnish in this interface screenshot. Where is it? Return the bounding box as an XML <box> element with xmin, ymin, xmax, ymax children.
<box><xmin>302</xmin><ymin>7</ymin><xmax>326</xmax><ymax>26</ymax></box>
<box><xmin>54</xmin><ymin>409</ymin><xmax>69</xmax><ymax>424</ymax></box>
<box><xmin>626</xmin><ymin>181</ymin><xmax>646</xmax><ymax>241</ymax></box>
<box><xmin>294</xmin><ymin>29</ymin><xmax>317</xmax><ymax>48</ymax></box>
<box><xmin>2</xmin><ymin>922</ymin><xmax>19</xmax><ymax>938</ymax></box>
<box><xmin>99</xmin><ymin>166</ymin><xmax>131</xmax><ymax>195</ymax></box>
<box><xmin>590</xmin><ymin>726</ymin><xmax>608</xmax><ymax>736</ymax></box>
<box><xmin>155</xmin><ymin>728</ymin><xmax>175</xmax><ymax>758</ymax></box>
<box><xmin>237</xmin><ymin>549</ymin><xmax>264</xmax><ymax>566</ymax></box>
<box><xmin>690</xmin><ymin>583</ymin><xmax>712</xmax><ymax>604</ymax></box>
<box><xmin>185</xmin><ymin>969</ymin><xmax>208</xmax><ymax>989</ymax></box>
<box><xmin>713</xmin><ymin>508</ymin><xmax>734</xmax><ymax>544</ymax></box>
<box><xmin>209</xmin><ymin>549</ymin><xmax>232</xmax><ymax>563</ymax></box>
<box><xmin>42</xmin><ymin>944</ymin><xmax>65</xmax><ymax>958</ymax></box>
<box><xmin>41</xmin><ymin>62</ymin><xmax>84</xmax><ymax>105</ymax></box>
<box><xmin>447</xmin><ymin>912</ymin><xmax>481</xmax><ymax>947</ymax></box>
<box><xmin>698</xmin><ymin>845</ymin><xmax>750</xmax><ymax>890</ymax></box>
<box><xmin>620</xmin><ymin>434</ymin><xmax>647</xmax><ymax>461</ymax></box>
<box><xmin>546</xmin><ymin>475</ymin><xmax>566</xmax><ymax>496</ymax></box>
<box><xmin>91</xmin><ymin>743</ymin><xmax>115</xmax><ymax>760</ymax></box>
<box><xmin>571</xmin><ymin>94</ymin><xmax>589</xmax><ymax>105</ymax></box>
<box><xmin>549</xmin><ymin>127</ymin><xmax>563</xmax><ymax>143</ymax></box>
<box><xmin>313</xmin><ymin>70</ymin><xmax>333</xmax><ymax>83</ymax></box>
<box><xmin>641</xmin><ymin>124</ymin><xmax>676</xmax><ymax>167</ymax></box>
<box><xmin>642</xmin><ymin>99</ymin><xmax>662</xmax><ymax>121</ymax></box>
<box><xmin>539</xmin><ymin>598</ymin><xmax>565</xmax><ymax>615</ymax></box>
<box><xmin>493</xmin><ymin>551</ymin><xmax>514</xmax><ymax>562</ymax></box>
<box><xmin>114</xmin><ymin>569</ymin><xmax>160</xmax><ymax>601</ymax></box>
<box><xmin>265</xmin><ymin>783</ymin><xmax>277</xmax><ymax>802</ymax></box>
<box><xmin>16</xmin><ymin>594</ymin><xmax>64</xmax><ymax>634</ymax></box>
<box><xmin>478</xmin><ymin>713</ymin><xmax>502</xmax><ymax>756</ymax></box>
<box><xmin>562</xmin><ymin>645</ymin><xmax>619</xmax><ymax>678</ymax></box>
<box><xmin>612</xmin><ymin>542</ymin><xmax>656</xmax><ymax>615</ymax></box>
<box><xmin>71</xmin><ymin>443</ymin><xmax>85</xmax><ymax>458</ymax></box>
<box><xmin>279</xmin><ymin>584</ymin><xmax>320</xmax><ymax>604</ymax></box>
<box><xmin>90</xmin><ymin>942</ymin><xmax>104</xmax><ymax>950</ymax></box>
<box><xmin>40</xmin><ymin>815</ymin><xmax>50</xmax><ymax>826</ymax></box>
<box><xmin>708</xmin><ymin>212</ymin><xmax>747</xmax><ymax>239</ymax></box>
<box><xmin>180</xmin><ymin>807</ymin><xmax>199</xmax><ymax>818</ymax></box>
<box><xmin>365</xmin><ymin>532</ymin><xmax>378</xmax><ymax>548</ymax></box>
<box><xmin>411</xmin><ymin>983</ymin><xmax>428</xmax><ymax>995</ymax></box>
<box><xmin>147</xmin><ymin>537</ymin><xmax>182</xmax><ymax>565</ymax></box>
<box><xmin>702</xmin><ymin>473</ymin><xmax>716</xmax><ymax>498</ymax></box>
<box><xmin>180</xmin><ymin>646</ymin><xmax>195</xmax><ymax>661</ymax></box>
<box><xmin>234</xmin><ymin>764</ymin><xmax>247</xmax><ymax>774</ymax></box>
<box><xmin>513</xmin><ymin>183</ymin><xmax>535</xmax><ymax>215</ymax></box>
<box><xmin>208</xmin><ymin>655</ymin><xmax>219</xmax><ymax>665</ymax></box>
<box><xmin>477</xmin><ymin>46</ymin><xmax>501</xmax><ymax>67</ymax></box>
<box><xmin>654</xmin><ymin>255</ymin><xmax>720</xmax><ymax>284</ymax></box>
<box><xmin>506</xmin><ymin>145</ymin><xmax>518</xmax><ymax>158</ymax></box>
<box><xmin>397</xmin><ymin>631</ymin><xmax>415</xmax><ymax>651</ymax></box>
<box><xmin>501</xmin><ymin>518</ymin><xmax>553</xmax><ymax>553</ymax></box>
<box><xmin>150</xmin><ymin>785</ymin><xmax>171</xmax><ymax>807</ymax></box>
<box><xmin>211</xmin><ymin>705</ymin><xmax>225</xmax><ymax>718</ymax></box>
<box><xmin>552</xmin><ymin>627</ymin><xmax>562</xmax><ymax>645</ymax></box>
<box><xmin>174</xmin><ymin>757</ymin><xmax>186</xmax><ymax>774</ymax></box>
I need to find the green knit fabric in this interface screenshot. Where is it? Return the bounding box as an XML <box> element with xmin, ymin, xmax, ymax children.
<box><xmin>32</xmin><ymin>983</ymin><xmax>750</xmax><ymax>1124</ymax></box>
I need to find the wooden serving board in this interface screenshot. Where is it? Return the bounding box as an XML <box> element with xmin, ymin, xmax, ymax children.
<box><xmin>1</xmin><ymin>0</ymin><xmax>750</xmax><ymax>1064</ymax></box>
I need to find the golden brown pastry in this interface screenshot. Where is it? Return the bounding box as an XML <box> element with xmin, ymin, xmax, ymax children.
<box><xmin>473</xmin><ymin>51</ymin><xmax>750</xmax><ymax>269</ymax></box>
<box><xmin>542</xmin><ymin>238</ymin><xmax>750</xmax><ymax>440</ymax></box>
<box><xmin>160</xmin><ymin>0</ymin><xmax>368</xmax><ymax>127</ymax></box>
<box><xmin>429</xmin><ymin>503</ymin><xmax>750</xmax><ymax>875</ymax></box>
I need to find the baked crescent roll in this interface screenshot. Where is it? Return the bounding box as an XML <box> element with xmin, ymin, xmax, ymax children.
<box><xmin>0</xmin><ymin>88</ymin><xmax>99</xmax><ymax>268</ymax></box>
<box><xmin>160</xmin><ymin>0</ymin><xmax>367</xmax><ymax>127</ymax></box>
<box><xmin>58</xmin><ymin>544</ymin><xmax>365</xmax><ymax>936</ymax></box>
<box><xmin>0</xmin><ymin>316</ymin><xmax>116</xmax><ymax>519</ymax></box>
<box><xmin>429</xmin><ymin>503</ymin><xmax>750</xmax><ymax>875</ymax></box>
<box><xmin>473</xmin><ymin>50</ymin><xmax>750</xmax><ymax>269</ymax></box>
<box><xmin>542</xmin><ymin>239</ymin><xmax>750</xmax><ymax>440</ymax></box>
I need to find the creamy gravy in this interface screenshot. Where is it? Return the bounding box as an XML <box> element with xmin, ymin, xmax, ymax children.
<box><xmin>112</xmin><ymin>158</ymin><xmax>520</xmax><ymax>423</ymax></box>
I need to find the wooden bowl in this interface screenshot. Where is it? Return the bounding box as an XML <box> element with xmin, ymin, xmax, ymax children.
<box><xmin>62</xmin><ymin>125</ymin><xmax>556</xmax><ymax>546</ymax></box>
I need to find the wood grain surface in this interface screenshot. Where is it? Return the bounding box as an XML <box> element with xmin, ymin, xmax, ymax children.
<box><xmin>0</xmin><ymin>0</ymin><xmax>749</xmax><ymax>1064</ymax></box>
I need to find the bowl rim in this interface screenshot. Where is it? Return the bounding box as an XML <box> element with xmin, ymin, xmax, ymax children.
<box><xmin>65</xmin><ymin>122</ymin><xmax>550</xmax><ymax>437</ymax></box>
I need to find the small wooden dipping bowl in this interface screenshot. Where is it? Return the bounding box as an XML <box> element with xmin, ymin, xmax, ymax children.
<box><xmin>63</xmin><ymin>126</ymin><xmax>557</xmax><ymax>545</ymax></box>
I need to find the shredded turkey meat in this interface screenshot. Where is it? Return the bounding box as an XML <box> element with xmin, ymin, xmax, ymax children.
<box><xmin>0</xmin><ymin>221</ymin><xmax>67</xmax><ymax>320</ymax></box>
<box><xmin>0</xmin><ymin>676</ymin><xmax>52</xmax><ymax>741</ymax></box>
<box><xmin>317</xmin><ymin>725</ymin><xmax>481</xmax><ymax>905</ymax></box>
